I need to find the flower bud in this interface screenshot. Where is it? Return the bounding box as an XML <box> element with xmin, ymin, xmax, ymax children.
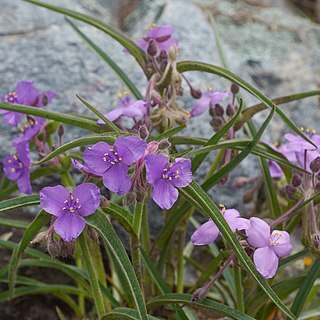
<box><xmin>123</xmin><ymin>192</ymin><xmax>136</xmax><ymax>206</ymax></box>
<box><xmin>159</xmin><ymin>50</ymin><xmax>168</xmax><ymax>62</ymax></box>
<box><xmin>226</xmin><ymin>104</ymin><xmax>235</xmax><ymax>117</ymax></box>
<box><xmin>190</xmin><ymin>87</ymin><xmax>202</xmax><ymax>99</ymax></box>
<box><xmin>147</xmin><ymin>39</ymin><xmax>158</xmax><ymax>57</ymax></box>
<box><xmin>42</xmin><ymin>94</ymin><xmax>49</xmax><ymax>106</ymax></box>
<box><xmin>168</xmin><ymin>45</ymin><xmax>179</xmax><ymax>61</ymax></box>
<box><xmin>285</xmin><ymin>185</ymin><xmax>296</xmax><ymax>199</ymax></box>
<box><xmin>312</xmin><ymin>234</ymin><xmax>320</xmax><ymax>249</ymax></box>
<box><xmin>58</xmin><ymin>124</ymin><xmax>64</xmax><ymax>137</ymax></box>
<box><xmin>214</xmin><ymin>104</ymin><xmax>224</xmax><ymax>117</ymax></box>
<box><xmin>136</xmin><ymin>190</ymin><xmax>146</xmax><ymax>203</ymax></box>
<box><xmin>100</xmin><ymin>196</ymin><xmax>110</xmax><ymax>208</ymax></box>
<box><xmin>210</xmin><ymin>117</ymin><xmax>223</xmax><ymax>128</ymax></box>
<box><xmin>291</xmin><ymin>174</ymin><xmax>302</xmax><ymax>187</ymax></box>
<box><xmin>31</xmin><ymin>231</ymin><xmax>48</xmax><ymax>245</ymax></box>
<box><xmin>138</xmin><ymin>125</ymin><xmax>149</xmax><ymax>140</ymax></box>
<box><xmin>158</xmin><ymin>139</ymin><xmax>171</xmax><ymax>150</ymax></box>
<box><xmin>60</xmin><ymin>240</ymin><xmax>75</xmax><ymax>258</ymax></box>
<box><xmin>47</xmin><ymin>239</ymin><xmax>60</xmax><ymax>258</ymax></box>
<box><xmin>88</xmin><ymin>227</ymin><xmax>100</xmax><ymax>243</ymax></box>
<box><xmin>192</xmin><ymin>287</ymin><xmax>208</xmax><ymax>302</ymax></box>
<box><xmin>310</xmin><ymin>157</ymin><xmax>320</xmax><ymax>173</ymax></box>
<box><xmin>151</xmin><ymin>91</ymin><xmax>162</xmax><ymax>106</ymax></box>
<box><xmin>231</xmin><ymin>83</ymin><xmax>240</xmax><ymax>95</ymax></box>
<box><xmin>232</xmin><ymin>176</ymin><xmax>251</xmax><ymax>188</ymax></box>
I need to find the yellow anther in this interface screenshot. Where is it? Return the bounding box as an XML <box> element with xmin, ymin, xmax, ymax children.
<box><xmin>23</xmin><ymin>122</ymin><xmax>28</xmax><ymax>128</ymax></box>
<box><xmin>114</xmin><ymin>152</ymin><xmax>118</xmax><ymax>155</ymax></box>
<box><xmin>300</xmin><ymin>127</ymin><xmax>304</xmax><ymax>131</ymax></box>
<box><xmin>304</xmin><ymin>257</ymin><xmax>313</xmax><ymax>267</ymax></box>
<box><xmin>11</xmin><ymin>168</ymin><xmax>15</xmax><ymax>172</ymax></box>
<box><xmin>175</xmin><ymin>175</ymin><xmax>180</xmax><ymax>179</ymax></box>
<box><xmin>78</xmin><ymin>205</ymin><xmax>81</xmax><ymax>209</ymax></box>
<box><xmin>70</xmin><ymin>194</ymin><xmax>74</xmax><ymax>200</ymax></box>
<box><xmin>13</xmin><ymin>154</ymin><xmax>18</xmax><ymax>160</ymax></box>
<box><xmin>118</xmin><ymin>157</ymin><xmax>122</xmax><ymax>161</ymax></box>
<box><xmin>76</xmin><ymin>198</ymin><xmax>79</xmax><ymax>203</ymax></box>
<box><xmin>117</xmin><ymin>92</ymin><xmax>123</xmax><ymax>98</ymax></box>
<box><xmin>110</xmin><ymin>161</ymin><xmax>116</xmax><ymax>165</ymax></box>
<box><xmin>64</xmin><ymin>200</ymin><xmax>68</xmax><ymax>204</ymax></box>
<box><xmin>306</xmin><ymin>128</ymin><xmax>310</xmax><ymax>133</ymax></box>
<box><xmin>218</xmin><ymin>204</ymin><xmax>226</xmax><ymax>212</ymax></box>
<box><xmin>169</xmin><ymin>163</ymin><xmax>173</xmax><ymax>168</ymax></box>
<box><xmin>312</xmin><ymin>129</ymin><xmax>316</xmax><ymax>134</ymax></box>
<box><xmin>204</xmin><ymin>85</ymin><xmax>213</xmax><ymax>90</ymax></box>
<box><xmin>70</xmin><ymin>207</ymin><xmax>75</xmax><ymax>213</ymax></box>
<box><xmin>146</xmin><ymin>23</ymin><xmax>157</xmax><ymax>30</ymax></box>
<box><xmin>8</xmin><ymin>159</ymin><xmax>12</xmax><ymax>163</ymax></box>
<box><xmin>163</xmin><ymin>168</ymin><xmax>168</xmax><ymax>172</ymax></box>
<box><xmin>176</xmin><ymin>170</ymin><xmax>180</xmax><ymax>174</ymax></box>
<box><xmin>273</xmin><ymin>141</ymin><xmax>279</xmax><ymax>147</ymax></box>
<box><xmin>103</xmin><ymin>157</ymin><xmax>107</xmax><ymax>162</ymax></box>
<box><xmin>169</xmin><ymin>177</ymin><xmax>172</xmax><ymax>181</ymax></box>
<box><xmin>62</xmin><ymin>207</ymin><xmax>66</xmax><ymax>210</ymax></box>
<box><xmin>162</xmin><ymin>174</ymin><xmax>166</xmax><ymax>179</ymax></box>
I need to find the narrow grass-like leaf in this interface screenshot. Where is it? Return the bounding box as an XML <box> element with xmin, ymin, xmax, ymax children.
<box><xmin>291</xmin><ymin>260</ymin><xmax>320</xmax><ymax>317</ymax></box>
<box><xmin>236</xmin><ymin>90</ymin><xmax>320</xmax><ymax>130</ymax></box>
<box><xmin>180</xmin><ymin>182</ymin><xmax>296</xmax><ymax>319</ymax></box>
<box><xmin>25</xmin><ymin>0</ymin><xmax>148</xmax><ymax>73</ymax></box>
<box><xmin>0</xmin><ymin>195</ymin><xmax>40</xmax><ymax>213</ymax></box>
<box><xmin>177</xmin><ymin>61</ymin><xmax>315</xmax><ymax>148</ymax></box>
<box><xmin>102</xmin><ymin>308</ymin><xmax>159</xmax><ymax>320</ymax></box>
<box><xmin>86</xmin><ymin>209</ymin><xmax>148</xmax><ymax>320</ymax></box>
<box><xmin>33</xmin><ymin>135</ymin><xmax>117</xmax><ymax>165</ymax></box>
<box><xmin>152</xmin><ymin>125</ymin><xmax>186</xmax><ymax>142</ymax></box>
<box><xmin>76</xmin><ymin>95</ymin><xmax>120</xmax><ymax>133</ymax></box>
<box><xmin>0</xmin><ymin>102</ymin><xmax>106</xmax><ymax>133</ymax></box>
<box><xmin>192</xmin><ymin>98</ymin><xmax>243</xmax><ymax>172</ymax></box>
<box><xmin>0</xmin><ymin>218</ymin><xmax>29</xmax><ymax>229</ymax></box>
<box><xmin>147</xmin><ymin>293</ymin><xmax>255</xmax><ymax>320</ymax></box>
<box><xmin>66</xmin><ymin>18</ymin><xmax>143</xmax><ymax>100</ymax></box>
<box><xmin>8</xmin><ymin>210</ymin><xmax>50</xmax><ymax>298</ymax></box>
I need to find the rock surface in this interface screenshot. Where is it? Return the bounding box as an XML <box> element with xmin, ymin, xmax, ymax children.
<box><xmin>0</xmin><ymin>0</ymin><xmax>319</xmax><ymax>215</ymax></box>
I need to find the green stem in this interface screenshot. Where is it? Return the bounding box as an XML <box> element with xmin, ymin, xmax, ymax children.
<box><xmin>234</xmin><ymin>264</ymin><xmax>245</xmax><ymax>313</ymax></box>
<box><xmin>130</xmin><ymin>201</ymin><xmax>144</xmax><ymax>286</ymax></box>
<box><xmin>177</xmin><ymin>218</ymin><xmax>187</xmax><ymax>293</ymax></box>
<box><xmin>74</xmin><ymin>249</ymin><xmax>86</xmax><ymax>316</ymax></box>
<box><xmin>78</xmin><ymin>232</ymin><xmax>106</xmax><ymax>319</ymax></box>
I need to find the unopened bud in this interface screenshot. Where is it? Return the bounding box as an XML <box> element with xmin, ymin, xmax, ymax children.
<box><xmin>214</xmin><ymin>104</ymin><xmax>224</xmax><ymax>117</ymax></box>
<box><xmin>310</xmin><ymin>157</ymin><xmax>320</xmax><ymax>173</ymax></box>
<box><xmin>210</xmin><ymin>117</ymin><xmax>223</xmax><ymax>128</ymax></box>
<box><xmin>190</xmin><ymin>87</ymin><xmax>202</xmax><ymax>99</ymax></box>
<box><xmin>312</xmin><ymin>234</ymin><xmax>320</xmax><ymax>249</ymax></box>
<box><xmin>42</xmin><ymin>94</ymin><xmax>49</xmax><ymax>106</ymax></box>
<box><xmin>58</xmin><ymin>124</ymin><xmax>64</xmax><ymax>137</ymax></box>
<box><xmin>47</xmin><ymin>239</ymin><xmax>60</xmax><ymax>258</ymax></box>
<box><xmin>159</xmin><ymin>50</ymin><xmax>168</xmax><ymax>62</ymax></box>
<box><xmin>158</xmin><ymin>139</ymin><xmax>171</xmax><ymax>150</ymax></box>
<box><xmin>138</xmin><ymin>125</ymin><xmax>149</xmax><ymax>140</ymax></box>
<box><xmin>159</xmin><ymin>60</ymin><xmax>168</xmax><ymax>72</ymax></box>
<box><xmin>136</xmin><ymin>190</ymin><xmax>145</xmax><ymax>203</ymax></box>
<box><xmin>60</xmin><ymin>241</ymin><xmax>75</xmax><ymax>258</ymax></box>
<box><xmin>285</xmin><ymin>185</ymin><xmax>296</xmax><ymax>199</ymax></box>
<box><xmin>123</xmin><ymin>192</ymin><xmax>136</xmax><ymax>206</ymax></box>
<box><xmin>88</xmin><ymin>227</ymin><xmax>100</xmax><ymax>243</ymax></box>
<box><xmin>31</xmin><ymin>231</ymin><xmax>48</xmax><ymax>245</ymax></box>
<box><xmin>226</xmin><ymin>104</ymin><xmax>235</xmax><ymax>117</ymax></box>
<box><xmin>291</xmin><ymin>174</ymin><xmax>302</xmax><ymax>187</ymax></box>
<box><xmin>147</xmin><ymin>39</ymin><xmax>158</xmax><ymax>57</ymax></box>
<box><xmin>168</xmin><ymin>45</ymin><xmax>179</xmax><ymax>61</ymax></box>
<box><xmin>151</xmin><ymin>91</ymin><xmax>162</xmax><ymax>105</ymax></box>
<box><xmin>232</xmin><ymin>176</ymin><xmax>251</xmax><ymax>188</ymax></box>
<box><xmin>100</xmin><ymin>196</ymin><xmax>110</xmax><ymax>208</ymax></box>
<box><xmin>231</xmin><ymin>83</ymin><xmax>240</xmax><ymax>95</ymax></box>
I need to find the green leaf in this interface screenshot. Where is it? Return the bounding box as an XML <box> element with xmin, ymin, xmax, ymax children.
<box><xmin>235</xmin><ymin>90</ymin><xmax>320</xmax><ymax>130</ymax></box>
<box><xmin>192</xmin><ymin>98</ymin><xmax>243</xmax><ymax>172</ymax></box>
<box><xmin>8</xmin><ymin>210</ymin><xmax>51</xmax><ymax>298</ymax></box>
<box><xmin>0</xmin><ymin>102</ymin><xmax>106</xmax><ymax>133</ymax></box>
<box><xmin>25</xmin><ymin>0</ymin><xmax>148</xmax><ymax>74</ymax></box>
<box><xmin>33</xmin><ymin>135</ymin><xmax>117</xmax><ymax>165</ymax></box>
<box><xmin>102</xmin><ymin>307</ymin><xmax>159</xmax><ymax>320</ymax></box>
<box><xmin>147</xmin><ymin>293</ymin><xmax>255</xmax><ymax>320</ymax></box>
<box><xmin>291</xmin><ymin>261</ymin><xmax>320</xmax><ymax>317</ymax></box>
<box><xmin>76</xmin><ymin>95</ymin><xmax>120</xmax><ymax>133</ymax></box>
<box><xmin>0</xmin><ymin>195</ymin><xmax>40</xmax><ymax>212</ymax></box>
<box><xmin>86</xmin><ymin>209</ymin><xmax>148</xmax><ymax>320</ymax></box>
<box><xmin>152</xmin><ymin>125</ymin><xmax>186</xmax><ymax>142</ymax></box>
<box><xmin>66</xmin><ymin>18</ymin><xmax>143</xmax><ymax>100</ymax></box>
<box><xmin>78</xmin><ymin>232</ymin><xmax>106</xmax><ymax>318</ymax></box>
<box><xmin>0</xmin><ymin>217</ymin><xmax>29</xmax><ymax>229</ymax></box>
<box><xmin>177</xmin><ymin>61</ymin><xmax>315</xmax><ymax>148</ymax></box>
<box><xmin>180</xmin><ymin>182</ymin><xmax>296</xmax><ymax>320</ymax></box>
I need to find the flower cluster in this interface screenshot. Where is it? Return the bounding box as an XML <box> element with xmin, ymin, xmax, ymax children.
<box><xmin>1</xmin><ymin>81</ymin><xmax>56</xmax><ymax>194</ymax></box>
<box><xmin>191</xmin><ymin>206</ymin><xmax>292</xmax><ymax>279</ymax></box>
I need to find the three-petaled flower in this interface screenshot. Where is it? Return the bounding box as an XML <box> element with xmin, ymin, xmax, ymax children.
<box><xmin>40</xmin><ymin>183</ymin><xmax>101</xmax><ymax>242</ymax></box>
<box><xmin>97</xmin><ymin>91</ymin><xmax>147</xmax><ymax>124</ymax></box>
<box><xmin>83</xmin><ymin>136</ymin><xmax>147</xmax><ymax>195</ymax></box>
<box><xmin>246</xmin><ymin>217</ymin><xmax>292</xmax><ymax>279</ymax></box>
<box><xmin>144</xmin><ymin>154</ymin><xmax>192</xmax><ymax>210</ymax></box>
<box><xmin>0</xmin><ymin>80</ymin><xmax>56</xmax><ymax>127</ymax></box>
<box><xmin>191</xmin><ymin>208</ymin><xmax>250</xmax><ymax>245</ymax></box>
<box><xmin>136</xmin><ymin>24</ymin><xmax>178</xmax><ymax>53</ymax></box>
<box><xmin>2</xmin><ymin>141</ymin><xmax>32</xmax><ymax>194</ymax></box>
<box><xmin>190</xmin><ymin>87</ymin><xmax>230</xmax><ymax>117</ymax></box>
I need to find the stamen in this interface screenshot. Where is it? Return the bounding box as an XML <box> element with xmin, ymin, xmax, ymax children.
<box><xmin>118</xmin><ymin>157</ymin><xmax>122</xmax><ymax>161</ymax></box>
<box><xmin>76</xmin><ymin>198</ymin><xmax>79</xmax><ymax>203</ymax></box>
<box><xmin>78</xmin><ymin>205</ymin><xmax>81</xmax><ymax>209</ymax></box>
<box><xmin>219</xmin><ymin>204</ymin><xmax>226</xmax><ymax>213</ymax></box>
<box><xmin>13</xmin><ymin>154</ymin><xmax>18</xmax><ymax>160</ymax></box>
<box><xmin>70</xmin><ymin>193</ymin><xmax>74</xmax><ymax>200</ymax></box>
<box><xmin>103</xmin><ymin>157</ymin><xmax>107</xmax><ymax>162</ymax></box>
<box><xmin>110</xmin><ymin>161</ymin><xmax>116</xmax><ymax>165</ymax></box>
<box><xmin>8</xmin><ymin>159</ymin><xmax>12</xmax><ymax>163</ymax></box>
<box><xmin>300</xmin><ymin>127</ymin><xmax>304</xmax><ymax>131</ymax></box>
<box><xmin>11</xmin><ymin>168</ymin><xmax>15</xmax><ymax>172</ymax></box>
<box><xmin>64</xmin><ymin>200</ymin><xmax>68</xmax><ymax>204</ymax></box>
<box><xmin>62</xmin><ymin>207</ymin><xmax>66</xmax><ymax>210</ymax></box>
<box><xmin>312</xmin><ymin>129</ymin><xmax>316</xmax><ymax>134</ymax></box>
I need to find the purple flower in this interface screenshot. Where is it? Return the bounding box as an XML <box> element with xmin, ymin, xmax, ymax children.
<box><xmin>191</xmin><ymin>209</ymin><xmax>250</xmax><ymax>245</ymax></box>
<box><xmin>190</xmin><ymin>88</ymin><xmax>230</xmax><ymax>117</ymax></box>
<box><xmin>2</xmin><ymin>141</ymin><xmax>32</xmax><ymax>194</ymax></box>
<box><xmin>97</xmin><ymin>91</ymin><xmax>147</xmax><ymax>124</ymax></box>
<box><xmin>83</xmin><ymin>136</ymin><xmax>147</xmax><ymax>195</ymax></box>
<box><xmin>284</xmin><ymin>132</ymin><xmax>320</xmax><ymax>171</ymax></box>
<box><xmin>144</xmin><ymin>154</ymin><xmax>192</xmax><ymax>210</ymax></box>
<box><xmin>136</xmin><ymin>24</ymin><xmax>178</xmax><ymax>53</ymax></box>
<box><xmin>13</xmin><ymin>116</ymin><xmax>46</xmax><ymax>144</ymax></box>
<box><xmin>0</xmin><ymin>81</ymin><xmax>40</xmax><ymax>126</ymax></box>
<box><xmin>264</xmin><ymin>142</ymin><xmax>283</xmax><ymax>179</ymax></box>
<box><xmin>246</xmin><ymin>217</ymin><xmax>292</xmax><ymax>279</ymax></box>
<box><xmin>40</xmin><ymin>183</ymin><xmax>101</xmax><ymax>242</ymax></box>
<box><xmin>71</xmin><ymin>159</ymin><xmax>102</xmax><ymax>178</ymax></box>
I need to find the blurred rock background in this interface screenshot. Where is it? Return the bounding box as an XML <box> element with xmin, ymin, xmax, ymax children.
<box><xmin>0</xmin><ymin>0</ymin><xmax>319</xmax><ymax>212</ymax></box>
